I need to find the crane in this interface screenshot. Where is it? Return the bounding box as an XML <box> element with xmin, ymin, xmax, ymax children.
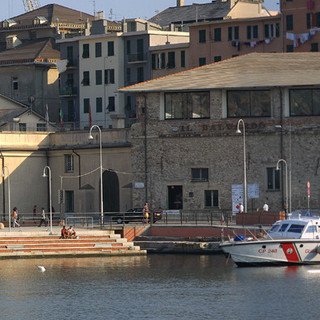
<box><xmin>23</xmin><ymin>0</ymin><xmax>40</xmax><ymax>12</ymax></box>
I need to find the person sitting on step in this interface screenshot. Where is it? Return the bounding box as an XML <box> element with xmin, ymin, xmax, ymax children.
<box><xmin>67</xmin><ymin>225</ymin><xmax>77</xmax><ymax>239</ymax></box>
<box><xmin>60</xmin><ymin>225</ymin><xmax>67</xmax><ymax>239</ymax></box>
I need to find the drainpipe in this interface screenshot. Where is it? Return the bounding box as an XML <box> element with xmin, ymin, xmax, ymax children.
<box><xmin>144</xmin><ymin>95</ymin><xmax>148</xmax><ymax>203</ymax></box>
<box><xmin>72</xmin><ymin>149</ymin><xmax>81</xmax><ymax>188</ymax></box>
<box><xmin>0</xmin><ymin>152</ymin><xmax>4</xmax><ymax>220</ymax></box>
<box><xmin>279</xmin><ymin>88</ymin><xmax>284</xmax><ymax>210</ymax></box>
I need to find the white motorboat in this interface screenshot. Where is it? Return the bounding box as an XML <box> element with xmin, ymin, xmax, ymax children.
<box><xmin>220</xmin><ymin>213</ymin><xmax>320</xmax><ymax>266</ymax></box>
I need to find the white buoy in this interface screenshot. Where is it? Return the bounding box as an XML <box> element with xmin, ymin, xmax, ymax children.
<box><xmin>38</xmin><ymin>266</ymin><xmax>46</xmax><ymax>272</ymax></box>
<box><xmin>308</xmin><ymin>270</ymin><xmax>320</xmax><ymax>273</ymax></box>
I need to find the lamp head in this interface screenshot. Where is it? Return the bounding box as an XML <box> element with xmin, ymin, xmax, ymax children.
<box><xmin>236</xmin><ymin>128</ymin><xmax>242</xmax><ymax>134</ymax></box>
<box><xmin>276</xmin><ymin>165</ymin><xmax>280</xmax><ymax>171</ymax></box>
<box><xmin>88</xmin><ymin>134</ymin><xmax>94</xmax><ymax>140</ymax></box>
<box><xmin>42</xmin><ymin>173</ymin><xmax>47</xmax><ymax>178</ymax></box>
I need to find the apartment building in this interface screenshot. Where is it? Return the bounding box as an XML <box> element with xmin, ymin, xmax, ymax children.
<box><xmin>282</xmin><ymin>0</ymin><xmax>320</xmax><ymax>52</ymax></box>
<box><xmin>189</xmin><ymin>1</ymin><xmax>281</xmax><ymax>67</ymax></box>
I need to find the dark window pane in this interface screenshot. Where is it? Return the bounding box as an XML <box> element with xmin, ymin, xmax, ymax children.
<box><xmin>96</xmin><ymin>97</ymin><xmax>102</xmax><ymax>113</ymax></box>
<box><xmin>168</xmin><ymin>52</ymin><xmax>175</xmax><ymax>68</ymax></box>
<box><xmin>214</xmin><ymin>28</ymin><xmax>221</xmax><ymax>41</ymax></box>
<box><xmin>286</xmin><ymin>15</ymin><xmax>293</xmax><ymax>31</ymax></box>
<box><xmin>181</xmin><ymin>50</ymin><xmax>185</xmax><ymax>67</ymax></box>
<box><xmin>108</xmin><ymin>41</ymin><xmax>114</xmax><ymax>56</ymax></box>
<box><xmin>95</xmin><ymin>70</ymin><xmax>102</xmax><ymax>85</ymax></box>
<box><xmin>199</xmin><ymin>29</ymin><xmax>206</xmax><ymax>43</ymax></box>
<box><xmin>95</xmin><ymin>42</ymin><xmax>102</xmax><ymax>57</ymax></box>
<box><xmin>199</xmin><ymin>57</ymin><xmax>206</xmax><ymax>66</ymax></box>
<box><xmin>82</xmin><ymin>44</ymin><xmax>89</xmax><ymax>58</ymax></box>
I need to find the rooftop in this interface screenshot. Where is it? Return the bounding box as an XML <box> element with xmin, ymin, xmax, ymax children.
<box><xmin>119</xmin><ymin>52</ymin><xmax>320</xmax><ymax>92</ymax></box>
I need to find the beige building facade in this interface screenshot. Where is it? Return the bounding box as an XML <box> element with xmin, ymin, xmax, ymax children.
<box><xmin>0</xmin><ymin>129</ymin><xmax>133</xmax><ymax>221</ymax></box>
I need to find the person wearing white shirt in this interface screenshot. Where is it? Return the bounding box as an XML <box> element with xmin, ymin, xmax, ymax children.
<box><xmin>263</xmin><ymin>202</ymin><xmax>269</xmax><ymax>212</ymax></box>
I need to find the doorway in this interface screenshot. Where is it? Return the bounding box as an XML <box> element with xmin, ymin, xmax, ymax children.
<box><xmin>103</xmin><ymin>170</ymin><xmax>119</xmax><ymax>212</ymax></box>
<box><xmin>168</xmin><ymin>185</ymin><xmax>183</xmax><ymax>209</ymax></box>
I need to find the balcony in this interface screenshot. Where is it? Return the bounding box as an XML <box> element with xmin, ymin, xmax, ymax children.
<box><xmin>59</xmin><ymin>86</ymin><xmax>78</xmax><ymax>96</ymax></box>
<box><xmin>128</xmin><ymin>52</ymin><xmax>148</xmax><ymax>63</ymax></box>
<box><xmin>67</xmin><ymin>58</ymin><xmax>79</xmax><ymax>68</ymax></box>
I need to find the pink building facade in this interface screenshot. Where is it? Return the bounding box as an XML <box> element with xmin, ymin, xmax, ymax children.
<box><xmin>189</xmin><ymin>15</ymin><xmax>282</xmax><ymax>68</ymax></box>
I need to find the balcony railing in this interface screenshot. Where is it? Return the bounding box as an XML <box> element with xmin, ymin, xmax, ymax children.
<box><xmin>59</xmin><ymin>87</ymin><xmax>78</xmax><ymax>96</ymax></box>
<box><xmin>128</xmin><ymin>52</ymin><xmax>147</xmax><ymax>63</ymax></box>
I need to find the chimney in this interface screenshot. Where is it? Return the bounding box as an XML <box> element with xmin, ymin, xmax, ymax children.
<box><xmin>177</xmin><ymin>0</ymin><xmax>184</xmax><ymax>7</ymax></box>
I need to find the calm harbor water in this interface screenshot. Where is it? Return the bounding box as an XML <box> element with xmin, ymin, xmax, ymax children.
<box><xmin>1</xmin><ymin>254</ymin><xmax>320</xmax><ymax>320</ymax></box>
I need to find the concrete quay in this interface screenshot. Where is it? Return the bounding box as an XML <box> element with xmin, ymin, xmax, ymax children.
<box><xmin>128</xmin><ymin>223</ymin><xmax>266</xmax><ymax>254</ymax></box>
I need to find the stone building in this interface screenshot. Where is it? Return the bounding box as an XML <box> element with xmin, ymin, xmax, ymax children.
<box><xmin>0</xmin><ymin>4</ymin><xmax>97</xmax><ymax>122</ymax></box>
<box><xmin>119</xmin><ymin>52</ymin><xmax>320</xmax><ymax>215</ymax></box>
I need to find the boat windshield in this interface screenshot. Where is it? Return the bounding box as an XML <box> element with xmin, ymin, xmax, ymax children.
<box><xmin>306</xmin><ymin>225</ymin><xmax>317</xmax><ymax>233</ymax></box>
<box><xmin>279</xmin><ymin>223</ymin><xmax>289</xmax><ymax>232</ymax></box>
<box><xmin>269</xmin><ymin>223</ymin><xmax>280</xmax><ymax>232</ymax></box>
<box><xmin>287</xmin><ymin>224</ymin><xmax>305</xmax><ymax>234</ymax></box>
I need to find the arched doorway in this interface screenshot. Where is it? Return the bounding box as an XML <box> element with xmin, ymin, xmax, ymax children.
<box><xmin>103</xmin><ymin>170</ymin><xmax>119</xmax><ymax>212</ymax></box>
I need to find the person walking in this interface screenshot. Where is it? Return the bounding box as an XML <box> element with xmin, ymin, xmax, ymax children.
<box><xmin>33</xmin><ymin>205</ymin><xmax>37</xmax><ymax>220</ymax></box>
<box><xmin>12</xmin><ymin>207</ymin><xmax>20</xmax><ymax>228</ymax></box>
<box><xmin>38</xmin><ymin>207</ymin><xmax>47</xmax><ymax>227</ymax></box>
<box><xmin>239</xmin><ymin>202</ymin><xmax>244</xmax><ymax>214</ymax></box>
<box><xmin>143</xmin><ymin>202</ymin><xmax>150</xmax><ymax>224</ymax></box>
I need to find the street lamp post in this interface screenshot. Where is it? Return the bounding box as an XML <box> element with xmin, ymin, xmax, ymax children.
<box><xmin>2</xmin><ymin>166</ymin><xmax>11</xmax><ymax>232</ymax></box>
<box><xmin>89</xmin><ymin>125</ymin><xmax>103</xmax><ymax>226</ymax></box>
<box><xmin>42</xmin><ymin>166</ymin><xmax>53</xmax><ymax>234</ymax></box>
<box><xmin>276</xmin><ymin>159</ymin><xmax>288</xmax><ymax>214</ymax></box>
<box><xmin>236</xmin><ymin>119</ymin><xmax>247</xmax><ymax>213</ymax></box>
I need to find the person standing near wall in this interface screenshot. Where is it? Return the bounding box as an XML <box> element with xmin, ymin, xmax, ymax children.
<box><xmin>13</xmin><ymin>207</ymin><xmax>20</xmax><ymax>228</ymax></box>
<box><xmin>263</xmin><ymin>202</ymin><xmax>269</xmax><ymax>212</ymax></box>
<box><xmin>143</xmin><ymin>202</ymin><xmax>150</xmax><ymax>224</ymax></box>
<box><xmin>38</xmin><ymin>207</ymin><xmax>47</xmax><ymax>227</ymax></box>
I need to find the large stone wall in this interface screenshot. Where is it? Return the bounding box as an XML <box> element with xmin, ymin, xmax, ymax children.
<box><xmin>131</xmin><ymin>90</ymin><xmax>320</xmax><ymax>214</ymax></box>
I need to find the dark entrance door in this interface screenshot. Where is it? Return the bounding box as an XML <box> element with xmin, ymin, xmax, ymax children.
<box><xmin>168</xmin><ymin>185</ymin><xmax>183</xmax><ymax>209</ymax></box>
<box><xmin>103</xmin><ymin>170</ymin><xmax>119</xmax><ymax>212</ymax></box>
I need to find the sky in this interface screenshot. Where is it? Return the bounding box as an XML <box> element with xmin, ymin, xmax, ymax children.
<box><xmin>1</xmin><ymin>0</ymin><xmax>279</xmax><ymax>22</ymax></box>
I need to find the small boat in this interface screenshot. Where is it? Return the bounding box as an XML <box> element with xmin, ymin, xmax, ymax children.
<box><xmin>220</xmin><ymin>213</ymin><xmax>320</xmax><ymax>267</ymax></box>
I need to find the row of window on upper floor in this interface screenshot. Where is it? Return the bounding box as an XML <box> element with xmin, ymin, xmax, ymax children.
<box><xmin>151</xmin><ymin>51</ymin><xmax>186</xmax><ymax>70</ymax></box>
<box><xmin>286</xmin><ymin>12</ymin><xmax>320</xmax><ymax>31</ymax></box>
<box><xmin>81</xmin><ymin>69</ymin><xmax>115</xmax><ymax>86</ymax></box>
<box><xmin>164</xmin><ymin>89</ymin><xmax>320</xmax><ymax>120</ymax></box>
<box><xmin>82</xmin><ymin>42</ymin><xmax>114</xmax><ymax>58</ymax></box>
<box><xmin>198</xmin><ymin>24</ymin><xmax>280</xmax><ymax>43</ymax></box>
<box><xmin>79</xmin><ymin>38</ymin><xmax>145</xmax><ymax>59</ymax></box>
<box><xmin>190</xmin><ymin>167</ymin><xmax>280</xmax><ymax>192</ymax></box>
<box><xmin>81</xmin><ymin>67</ymin><xmax>146</xmax><ymax>86</ymax></box>
<box><xmin>82</xmin><ymin>97</ymin><xmax>116</xmax><ymax>113</ymax></box>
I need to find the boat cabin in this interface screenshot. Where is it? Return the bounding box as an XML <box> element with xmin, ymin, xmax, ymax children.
<box><xmin>268</xmin><ymin>215</ymin><xmax>320</xmax><ymax>239</ymax></box>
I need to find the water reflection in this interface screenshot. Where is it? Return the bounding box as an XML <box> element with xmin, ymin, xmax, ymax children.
<box><xmin>0</xmin><ymin>255</ymin><xmax>319</xmax><ymax>320</ymax></box>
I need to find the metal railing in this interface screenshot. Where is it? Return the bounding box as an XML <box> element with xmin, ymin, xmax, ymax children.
<box><xmin>0</xmin><ymin>210</ymin><xmax>234</xmax><ymax>229</ymax></box>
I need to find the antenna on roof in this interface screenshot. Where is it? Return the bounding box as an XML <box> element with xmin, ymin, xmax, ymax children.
<box><xmin>109</xmin><ymin>9</ymin><xmax>114</xmax><ymax>20</ymax></box>
<box><xmin>23</xmin><ymin>0</ymin><xmax>40</xmax><ymax>12</ymax></box>
<box><xmin>91</xmin><ymin>0</ymin><xmax>96</xmax><ymax>16</ymax></box>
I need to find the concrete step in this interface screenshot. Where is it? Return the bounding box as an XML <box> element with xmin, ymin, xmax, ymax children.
<box><xmin>0</xmin><ymin>229</ymin><xmax>146</xmax><ymax>258</ymax></box>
